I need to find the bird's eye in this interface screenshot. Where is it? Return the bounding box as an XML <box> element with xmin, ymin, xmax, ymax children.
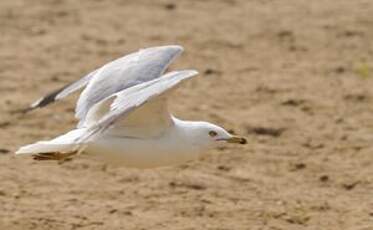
<box><xmin>209</xmin><ymin>130</ymin><xmax>218</xmax><ymax>137</ymax></box>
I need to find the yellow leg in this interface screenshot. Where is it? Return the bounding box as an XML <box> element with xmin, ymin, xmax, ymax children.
<box><xmin>33</xmin><ymin>151</ymin><xmax>78</xmax><ymax>161</ymax></box>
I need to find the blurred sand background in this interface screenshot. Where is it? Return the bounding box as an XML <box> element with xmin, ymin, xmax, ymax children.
<box><xmin>1</xmin><ymin>0</ymin><xmax>373</xmax><ymax>229</ymax></box>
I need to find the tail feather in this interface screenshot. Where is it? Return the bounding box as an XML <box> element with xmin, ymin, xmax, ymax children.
<box><xmin>15</xmin><ymin>141</ymin><xmax>77</xmax><ymax>155</ymax></box>
<box><xmin>16</xmin><ymin>129</ymin><xmax>86</xmax><ymax>156</ymax></box>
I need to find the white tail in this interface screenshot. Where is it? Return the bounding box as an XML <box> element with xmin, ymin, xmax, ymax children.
<box><xmin>16</xmin><ymin>129</ymin><xmax>86</xmax><ymax>155</ymax></box>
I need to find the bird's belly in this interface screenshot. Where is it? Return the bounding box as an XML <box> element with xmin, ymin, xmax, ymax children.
<box><xmin>85</xmin><ymin>137</ymin><xmax>200</xmax><ymax>168</ymax></box>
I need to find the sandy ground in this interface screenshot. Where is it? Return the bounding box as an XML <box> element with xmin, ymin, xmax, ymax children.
<box><xmin>1</xmin><ymin>0</ymin><xmax>373</xmax><ymax>229</ymax></box>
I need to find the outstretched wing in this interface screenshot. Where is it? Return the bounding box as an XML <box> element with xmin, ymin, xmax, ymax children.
<box><xmin>24</xmin><ymin>45</ymin><xmax>184</xmax><ymax>127</ymax></box>
<box><xmin>76</xmin><ymin>45</ymin><xmax>183</xmax><ymax>127</ymax></box>
<box><xmin>76</xmin><ymin>70</ymin><xmax>198</xmax><ymax>143</ymax></box>
<box><xmin>25</xmin><ymin>69</ymin><xmax>97</xmax><ymax>112</ymax></box>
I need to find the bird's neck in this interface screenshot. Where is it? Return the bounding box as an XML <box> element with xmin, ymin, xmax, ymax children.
<box><xmin>171</xmin><ymin>117</ymin><xmax>212</xmax><ymax>151</ymax></box>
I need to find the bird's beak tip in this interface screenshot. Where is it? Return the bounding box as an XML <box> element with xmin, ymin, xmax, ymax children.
<box><xmin>226</xmin><ymin>136</ymin><xmax>247</xmax><ymax>145</ymax></box>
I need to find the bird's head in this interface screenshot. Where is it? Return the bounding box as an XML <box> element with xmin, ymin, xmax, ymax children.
<box><xmin>188</xmin><ymin>121</ymin><xmax>247</xmax><ymax>148</ymax></box>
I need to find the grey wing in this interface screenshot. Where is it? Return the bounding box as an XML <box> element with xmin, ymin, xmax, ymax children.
<box><xmin>23</xmin><ymin>45</ymin><xmax>183</xmax><ymax>120</ymax></box>
<box><xmin>76</xmin><ymin>70</ymin><xmax>198</xmax><ymax>143</ymax></box>
<box><xmin>25</xmin><ymin>69</ymin><xmax>98</xmax><ymax>112</ymax></box>
<box><xmin>76</xmin><ymin>45</ymin><xmax>184</xmax><ymax>127</ymax></box>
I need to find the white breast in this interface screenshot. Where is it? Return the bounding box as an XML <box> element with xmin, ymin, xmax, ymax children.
<box><xmin>85</xmin><ymin>133</ymin><xmax>201</xmax><ymax>168</ymax></box>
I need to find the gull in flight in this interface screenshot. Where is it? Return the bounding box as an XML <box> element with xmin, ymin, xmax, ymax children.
<box><xmin>16</xmin><ymin>45</ymin><xmax>246</xmax><ymax>168</ymax></box>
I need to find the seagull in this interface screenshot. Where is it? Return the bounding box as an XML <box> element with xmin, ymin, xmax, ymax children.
<box><xmin>16</xmin><ymin>45</ymin><xmax>246</xmax><ymax>168</ymax></box>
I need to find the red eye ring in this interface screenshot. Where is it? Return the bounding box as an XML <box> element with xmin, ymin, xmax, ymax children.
<box><xmin>209</xmin><ymin>130</ymin><xmax>218</xmax><ymax>137</ymax></box>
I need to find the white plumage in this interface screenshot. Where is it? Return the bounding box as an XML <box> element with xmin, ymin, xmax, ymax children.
<box><xmin>16</xmin><ymin>45</ymin><xmax>246</xmax><ymax>168</ymax></box>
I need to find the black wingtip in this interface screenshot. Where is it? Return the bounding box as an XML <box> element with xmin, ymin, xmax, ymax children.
<box><xmin>31</xmin><ymin>87</ymin><xmax>65</xmax><ymax>109</ymax></box>
<box><xmin>17</xmin><ymin>83</ymin><xmax>72</xmax><ymax>114</ymax></box>
<box><xmin>12</xmin><ymin>94</ymin><xmax>58</xmax><ymax>115</ymax></box>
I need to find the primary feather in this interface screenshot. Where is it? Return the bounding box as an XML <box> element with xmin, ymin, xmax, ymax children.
<box><xmin>27</xmin><ymin>45</ymin><xmax>184</xmax><ymax>128</ymax></box>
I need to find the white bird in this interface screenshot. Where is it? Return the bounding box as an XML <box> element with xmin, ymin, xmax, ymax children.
<box><xmin>16</xmin><ymin>45</ymin><xmax>246</xmax><ymax>168</ymax></box>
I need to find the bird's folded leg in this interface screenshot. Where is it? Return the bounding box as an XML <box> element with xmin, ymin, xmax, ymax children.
<box><xmin>32</xmin><ymin>144</ymin><xmax>87</xmax><ymax>163</ymax></box>
<box><xmin>33</xmin><ymin>151</ymin><xmax>78</xmax><ymax>162</ymax></box>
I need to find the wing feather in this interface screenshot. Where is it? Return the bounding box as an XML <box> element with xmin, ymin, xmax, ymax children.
<box><xmin>76</xmin><ymin>45</ymin><xmax>184</xmax><ymax>127</ymax></box>
<box><xmin>76</xmin><ymin>70</ymin><xmax>198</xmax><ymax>143</ymax></box>
<box><xmin>25</xmin><ymin>69</ymin><xmax>97</xmax><ymax>112</ymax></box>
<box><xmin>22</xmin><ymin>45</ymin><xmax>184</xmax><ymax>122</ymax></box>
